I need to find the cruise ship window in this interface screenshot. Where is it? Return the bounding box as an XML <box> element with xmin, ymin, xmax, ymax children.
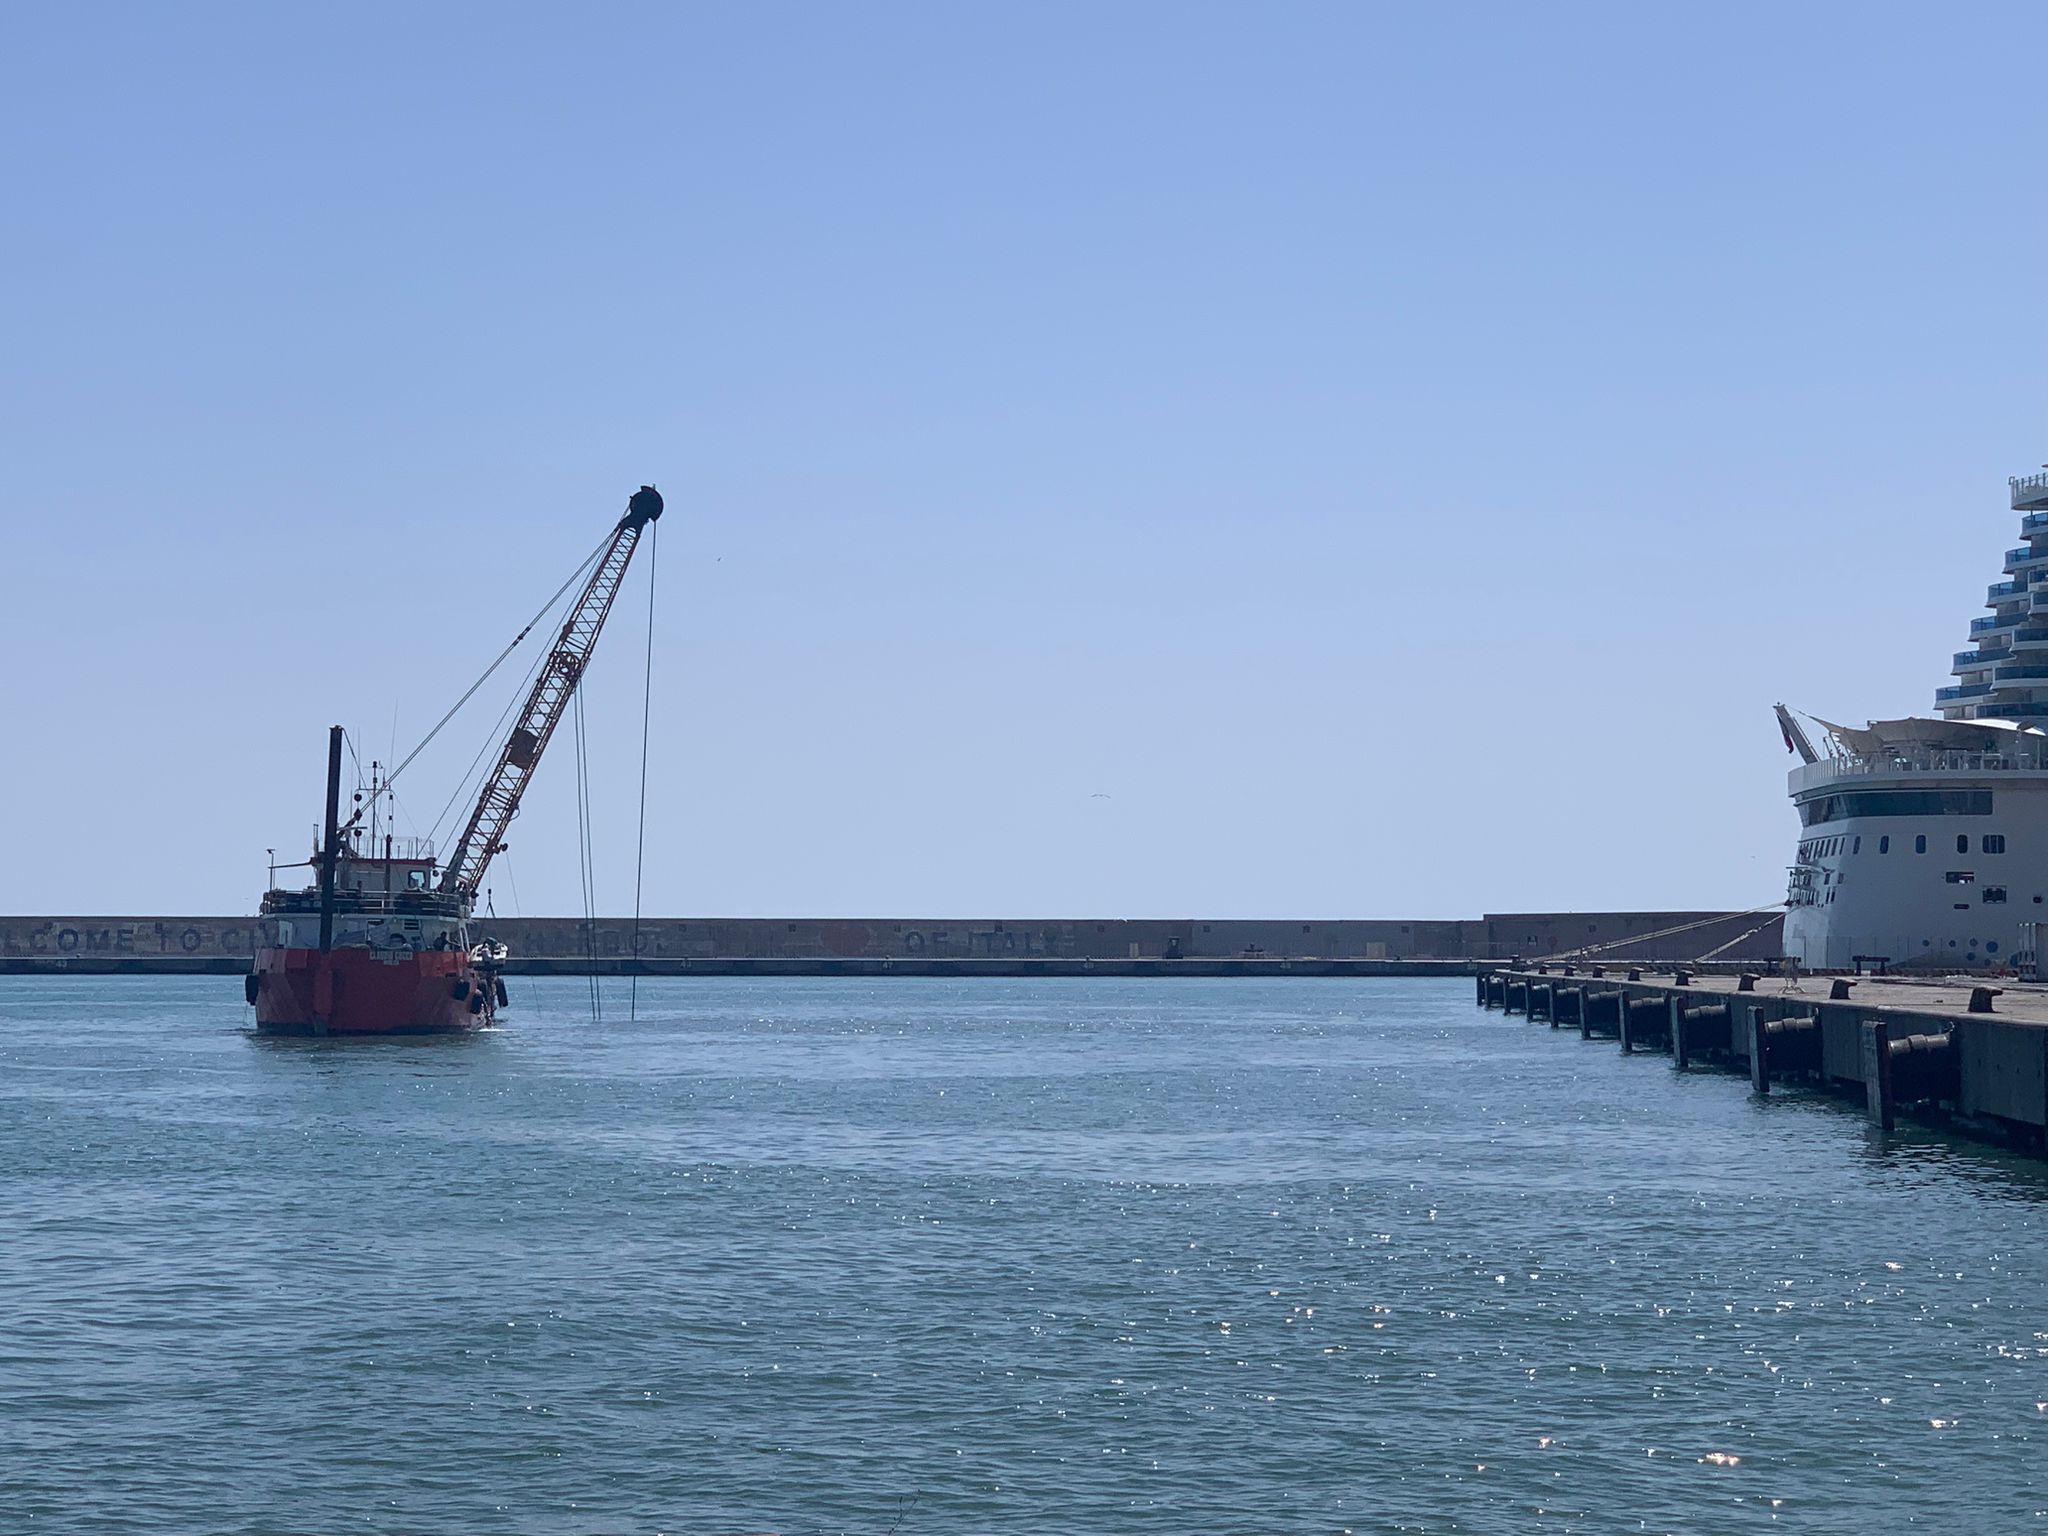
<box><xmin>1957</xmin><ymin>834</ymin><xmax>1971</xmax><ymax>854</ymax></box>
<box><xmin>1984</xmin><ymin>834</ymin><xmax>2006</xmax><ymax>853</ymax></box>
<box><xmin>1946</xmin><ymin>871</ymin><xmax>1976</xmax><ymax>884</ymax></box>
<box><xmin>1879</xmin><ymin>836</ymin><xmax>1890</xmax><ymax>854</ymax></box>
<box><xmin>1853</xmin><ymin>836</ymin><xmax>1862</xmax><ymax>855</ymax></box>
<box><xmin>1985</xmin><ymin>887</ymin><xmax>2009</xmax><ymax>904</ymax></box>
<box><xmin>1916</xmin><ymin>835</ymin><xmax>1927</xmax><ymax>853</ymax></box>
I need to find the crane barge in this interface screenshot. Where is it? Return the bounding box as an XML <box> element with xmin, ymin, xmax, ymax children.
<box><xmin>247</xmin><ymin>485</ymin><xmax>664</xmax><ymax>1034</ymax></box>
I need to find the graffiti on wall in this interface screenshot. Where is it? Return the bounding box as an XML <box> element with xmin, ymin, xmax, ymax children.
<box><xmin>0</xmin><ymin>920</ymin><xmax>260</xmax><ymax>957</ymax></box>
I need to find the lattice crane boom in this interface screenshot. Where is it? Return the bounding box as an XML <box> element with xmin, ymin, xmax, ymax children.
<box><xmin>438</xmin><ymin>485</ymin><xmax>664</xmax><ymax>897</ymax></box>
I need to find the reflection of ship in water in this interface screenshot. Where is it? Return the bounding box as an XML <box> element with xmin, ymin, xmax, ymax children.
<box><xmin>248</xmin><ymin>486</ymin><xmax>664</xmax><ymax>1034</ymax></box>
<box><xmin>1780</xmin><ymin>468</ymin><xmax>2048</xmax><ymax>970</ymax></box>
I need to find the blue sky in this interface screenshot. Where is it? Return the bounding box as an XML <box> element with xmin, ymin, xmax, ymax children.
<box><xmin>4</xmin><ymin>3</ymin><xmax>2046</xmax><ymax>918</ymax></box>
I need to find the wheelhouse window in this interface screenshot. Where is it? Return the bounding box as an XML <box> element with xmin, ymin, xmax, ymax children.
<box><xmin>1798</xmin><ymin>789</ymin><xmax>1993</xmax><ymax>827</ymax></box>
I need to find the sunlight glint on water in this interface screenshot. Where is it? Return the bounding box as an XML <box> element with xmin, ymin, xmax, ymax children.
<box><xmin>2</xmin><ymin>976</ymin><xmax>2044</xmax><ymax>1534</ymax></box>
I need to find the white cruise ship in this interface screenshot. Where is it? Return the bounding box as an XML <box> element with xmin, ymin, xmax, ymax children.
<box><xmin>1780</xmin><ymin>471</ymin><xmax>2048</xmax><ymax>970</ymax></box>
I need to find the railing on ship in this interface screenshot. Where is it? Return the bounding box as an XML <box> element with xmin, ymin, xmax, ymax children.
<box><xmin>261</xmin><ymin>885</ymin><xmax>465</xmax><ymax>916</ymax></box>
<box><xmin>1793</xmin><ymin>749</ymin><xmax>2048</xmax><ymax>793</ymax></box>
<box><xmin>340</xmin><ymin>833</ymin><xmax>436</xmax><ymax>862</ymax></box>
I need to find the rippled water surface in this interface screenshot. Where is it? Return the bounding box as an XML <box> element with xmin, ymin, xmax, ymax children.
<box><xmin>3</xmin><ymin>976</ymin><xmax>2046</xmax><ymax>1534</ymax></box>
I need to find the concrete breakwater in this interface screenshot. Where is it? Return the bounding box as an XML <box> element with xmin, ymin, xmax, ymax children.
<box><xmin>1480</xmin><ymin>966</ymin><xmax>2048</xmax><ymax>1154</ymax></box>
<box><xmin>0</xmin><ymin>910</ymin><xmax>1784</xmax><ymax>975</ymax></box>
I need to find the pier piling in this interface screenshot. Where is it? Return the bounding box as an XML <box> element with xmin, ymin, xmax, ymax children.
<box><xmin>1555</xmin><ymin>986</ymin><xmax>1582</xmax><ymax>1029</ymax></box>
<box><xmin>1582</xmin><ymin>989</ymin><xmax>1622</xmax><ymax>1039</ymax></box>
<box><xmin>1478</xmin><ymin>966</ymin><xmax>2044</xmax><ymax>1156</ymax></box>
<box><xmin>1749</xmin><ymin>1008</ymin><xmax>1820</xmax><ymax>1093</ymax></box>
<box><xmin>1620</xmin><ymin>994</ymin><xmax>1667</xmax><ymax>1054</ymax></box>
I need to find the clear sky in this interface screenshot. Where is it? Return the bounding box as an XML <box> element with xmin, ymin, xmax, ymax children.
<box><xmin>4</xmin><ymin>3</ymin><xmax>2046</xmax><ymax>919</ymax></box>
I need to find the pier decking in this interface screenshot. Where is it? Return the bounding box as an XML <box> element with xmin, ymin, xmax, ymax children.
<box><xmin>1479</xmin><ymin>966</ymin><xmax>2048</xmax><ymax>1151</ymax></box>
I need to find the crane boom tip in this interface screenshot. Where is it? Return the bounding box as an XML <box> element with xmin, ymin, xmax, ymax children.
<box><xmin>622</xmin><ymin>485</ymin><xmax>664</xmax><ymax>529</ymax></box>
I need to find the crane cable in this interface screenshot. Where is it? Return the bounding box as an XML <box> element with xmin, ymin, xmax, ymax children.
<box><xmin>425</xmin><ymin>632</ymin><xmax>556</xmax><ymax>847</ymax></box>
<box><xmin>573</xmin><ymin>680</ymin><xmax>601</xmax><ymax>1024</ymax></box>
<box><xmin>362</xmin><ymin>530</ymin><xmax>614</xmax><ymax>817</ymax></box>
<box><xmin>630</xmin><ymin>518</ymin><xmax>659</xmax><ymax>1022</ymax></box>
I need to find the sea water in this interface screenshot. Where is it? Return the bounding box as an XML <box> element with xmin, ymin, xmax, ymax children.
<box><xmin>2</xmin><ymin>976</ymin><xmax>2043</xmax><ymax>1534</ymax></box>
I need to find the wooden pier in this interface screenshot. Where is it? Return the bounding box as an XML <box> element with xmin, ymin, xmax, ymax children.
<box><xmin>1479</xmin><ymin>966</ymin><xmax>2048</xmax><ymax>1151</ymax></box>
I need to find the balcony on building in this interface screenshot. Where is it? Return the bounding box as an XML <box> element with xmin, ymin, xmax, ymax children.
<box><xmin>2013</xmin><ymin>473</ymin><xmax>2048</xmax><ymax>512</ymax></box>
<box><xmin>2006</xmin><ymin>545</ymin><xmax>2048</xmax><ymax>573</ymax></box>
<box><xmin>1956</xmin><ymin>646</ymin><xmax>2013</xmax><ymax>673</ymax></box>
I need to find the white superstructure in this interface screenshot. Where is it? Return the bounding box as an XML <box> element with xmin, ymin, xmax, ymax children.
<box><xmin>1782</xmin><ymin>474</ymin><xmax>2048</xmax><ymax>968</ymax></box>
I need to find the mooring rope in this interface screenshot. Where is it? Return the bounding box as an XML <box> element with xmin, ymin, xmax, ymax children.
<box><xmin>1533</xmin><ymin>902</ymin><xmax>1786</xmax><ymax>963</ymax></box>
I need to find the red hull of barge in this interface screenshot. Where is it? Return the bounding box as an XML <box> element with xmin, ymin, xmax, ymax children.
<box><xmin>252</xmin><ymin>946</ymin><xmax>491</xmax><ymax>1035</ymax></box>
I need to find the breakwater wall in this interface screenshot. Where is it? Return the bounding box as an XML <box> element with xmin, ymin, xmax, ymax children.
<box><xmin>0</xmin><ymin>911</ymin><xmax>1784</xmax><ymax>975</ymax></box>
<box><xmin>1480</xmin><ymin>965</ymin><xmax>2048</xmax><ymax>1154</ymax></box>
